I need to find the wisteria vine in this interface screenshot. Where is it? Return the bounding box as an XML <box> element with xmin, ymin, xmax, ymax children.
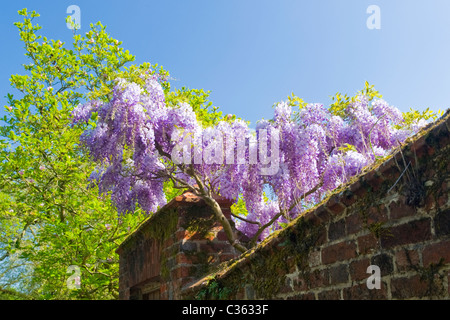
<box><xmin>72</xmin><ymin>73</ymin><xmax>427</xmax><ymax>251</ymax></box>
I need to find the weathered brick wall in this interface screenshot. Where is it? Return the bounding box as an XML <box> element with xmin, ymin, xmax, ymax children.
<box><xmin>181</xmin><ymin>112</ymin><xmax>450</xmax><ymax>300</ymax></box>
<box><xmin>116</xmin><ymin>192</ymin><xmax>241</xmax><ymax>300</ymax></box>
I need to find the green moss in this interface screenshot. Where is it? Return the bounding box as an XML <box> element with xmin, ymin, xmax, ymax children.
<box><xmin>118</xmin><ymin>207</ymin><xmax>179</xmax><ymax>254</ymax></box>
<box><xmin>404</xmin><ymin>249</ymin><xmax>447</xmax><ymax>298</ymax></box>
<box><xmin>181</xmin><ymin>206</ymin><xmax>215</xmax><ymax>239</ymax></box>
<box><xmin>419</xmin><ymin>258</ymin><xmax>446</xmax><ymax>297</ymax></box>
<box><xmin>195</xmin><ymin>276</ymin><xmax>235</xmax><ymax>300</ymax></box>
<box><xmin>367</xmin><ymin>221</ymin><xmax>391</xmax><ymax>239</ymax></box>
<box><xmin>142</xmin><ymin>207</ymin><xmax>178</xmax><ymax>241</ymax></box>
<box><xmin>424</xmin><ymin>147</ymin><xmax>450</xmax><ymax>214</ymax></box>
<box><xmin>160</xmin><ymin>252</ymin><xmax>170</xmax><ymax>281</ymax></box>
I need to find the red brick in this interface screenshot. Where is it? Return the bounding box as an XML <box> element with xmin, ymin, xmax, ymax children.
<box><xmin>367</xmin><ymin>204</ymin><xmax>388</xmax><ymax>224</ymax></box>
<box><xmin>357</xmin><ymin>233</ymin><xmax>379</xmax><ymax>255</ymax></box>
<box><xmin>395</xmin><ymin>248</ymin><xmax>420</xmax><ymax>272</ymax></box>
<box><xmin>350</xmin><ymin>258</ymin><xmax>371</xmax><ymax>282</ymax></box>
<box><xmin>437</xmin><ymin>192</ymin><xmax>448</xmax><ymax>207</ymax></box>
<box><xmin>341</xmin><ymin>190</ymin><xmax>357</xmax><ymax>207</ymax></box>
<box><xmin>441</xmin><ymin>180</ymin><xmax>448</xmax><ymax>192</ymax></box>
<box><xmin>221</xmin><ymin>208</ymin><xmax>233</xmax><ymax>219</ymax></box>
<box><xmin>342</xmin><ymin>282</ymin><xmax>388</xmax><ymax>300</ymax></box>
<box><xmin>422</xmin><ymin>240</ymin><xmax>450</xmax><ymax>266</ymax></box>
<box><xmin>364</xmin><ymin>170</ymin><xmax>384</xmax><ymax>192</ymax></box>
<box><xmin>171</xmin><ymin>266</ymin><xmax>191</xmax><ymax>278</ymax></box>
<box><xmin>316</xmin><ymin>226</ymin><xmax>328</xmax><ymax>246</ymax></box>
<box><xmin>318</xmin><ymin>289</ymin><xmax>340</xmax><ymax>300</ymax></box>
<box><xmin>350</xmin><ymin>180</ymin><xmax>367</xmax><ymax>199</ymax></box>
<box><xmin>328</xmin><ymin>218</ymin><xmax>346</xmax><ymax>241</ymax></box>
<box><xmin>326</xmin><ymin>195</ymin><xmax>346</xmax><ymax>216</ymax></box>
<box><xmin>346</xmin><ymin>213</ymin><xmax>363</xmax><ymax>235</ymax></box>
<box><xmin>322</xmin><ymin>240</ymin><xmax>357</xmax><ymax>264</ymax></box>
<box><xmin>180</xmin><ymin>276</ymin><xmax>196</xmax><ymax>287</ymax></box>
<box><xmin>216</xmin><ymin>230</ymin><xmax>230</xmax><ymax>241</ymax></box>
<box><xmin>175</xmin><ymin>253</ymin><xmax>193</xmax><ymax>264</ymax></box>
<box><xmin>307</xmin><ymin>269</ymin><xmax>330</xmax><ymax>289</ymax></box>
<box><xmin>329</xmin><ymin>264</ymin><xmax>349</xmax><ymax>285</ymax></box>
<box><xmin>389</xmin><ymin>198</ymin><xmax>417</xmax><ymax>220</ymax></box>
<box><xmin>314</xmin><ymin>205</ymin><xmax>332</xmax><ymax>223</ymax></box>
<box><xmin>199</xmin><ymin>242</ymin><xmax>233</xmax><ymax>254</ymax></box>
<box><xmin>380</xmin><ymin>218</ymin><xmax>431</xmax><ymax>249</ymax></box>
<box><xmin>292</xmin><ymin>276</ymin><xmax>308</xmax><ymax>291</ymax></box>
<box><xmin>434</xmin><ymin>208</ymin><xmax>450</xmax><ymax>237</ymax></box>
<box><xmin>287</xmin><ymin>292</ymin><xmax>316</xmax><ymax>300</ymax></box>
<box><xmin>391</xmin><ymin>275</ymin><xmax>429</xmax><ymax>299</ymax></box>
<box><xmin>279</xmin><ymin>279</ymin><xmax>293</xmax><ymax>294</ymax></box>
<box><xmin>424</xmin><ymin>193</ymin><xmax>436</xmax><ymax>212</ymax></box>
<box><xmin>302</xmin><ymin>210</ymin><xmax>321</xmax><ymax>226</ymax></box>
<box><xmin>163</xmin><ymin>237</ymin><xmax>174</xmax><ymax>248</ymax></box>
<box><xmin>377</xmin><ymin>160</ymin><xmax>400</xmax><ymax>181</ymax></box>
<box><xmin>308</xmin><ymin>249</ymin><xmax>321</xmax><ymax>267</ymax></box>
<box><xmin>176</xmin><ymin>230</ymin><xmax>188</xmax><ymax>241</ymax></box>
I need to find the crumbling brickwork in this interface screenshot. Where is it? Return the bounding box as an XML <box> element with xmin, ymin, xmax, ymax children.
<box><xmin>116</xmin><ymin>192</ymin><xmax>240</xmax><ymax>300</ymax></box>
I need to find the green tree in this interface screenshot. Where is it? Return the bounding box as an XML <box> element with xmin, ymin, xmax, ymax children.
<box><xmin>0</xmin><ymin>9</ymin><xmax>228</xmax><ymax>299</ymax></box>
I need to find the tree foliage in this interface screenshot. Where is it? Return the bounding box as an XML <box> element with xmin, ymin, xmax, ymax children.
<box><xmin>0</xmin><ymin>9</ymin><xmax>228</xmax><ymax>299</ymax></box>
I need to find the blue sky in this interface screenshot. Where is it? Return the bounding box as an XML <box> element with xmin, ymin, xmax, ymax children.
<box><xmin>1</xmin><ymin>0</ymin><xmax>450</xmax><ymax>125</ymax></box>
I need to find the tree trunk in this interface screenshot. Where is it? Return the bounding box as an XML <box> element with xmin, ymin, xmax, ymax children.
<box><xmin>203</xmin><ymin>196</ymin><xmax>247</xmax><ymax>253</ymax></box>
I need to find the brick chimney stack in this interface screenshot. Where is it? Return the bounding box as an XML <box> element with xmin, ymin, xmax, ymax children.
<box><xmin>116</xmin><ymin>190</ymin><xmax>241</xmax><ymax>300</ymax></box>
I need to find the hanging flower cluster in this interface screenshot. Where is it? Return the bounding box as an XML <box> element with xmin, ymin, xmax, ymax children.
<box><xmin>73</xmin><ymin>75</ymin><xmax>427</xmax><ymax>241</ymax></box>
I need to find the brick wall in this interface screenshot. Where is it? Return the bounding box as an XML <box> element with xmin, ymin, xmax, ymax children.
<box><xmin>181</xmin><ymin>111</ymin><xmax>450</xmax><ymax>300</ymax></box>
<box><xmin>116</xmin><ymin>191</ymin><xmax>241</xmax><ymax>300</ymax></box>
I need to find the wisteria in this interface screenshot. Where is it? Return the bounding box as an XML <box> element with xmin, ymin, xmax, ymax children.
<box><xmin>72</xmin><ymin>74</ymin><xmax>428</xmax><ymax>251</ymax></box>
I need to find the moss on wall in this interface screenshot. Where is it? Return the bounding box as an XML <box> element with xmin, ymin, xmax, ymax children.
<box><xmin>181</xmin><ymin>113</ymin><xmax>450</xmax><ymax>300</ymax></box>
<box><xmin>193</xmin><ymin>216</ymin><xmax>323</xmax><ymax>299</ymax></box>
<box><xmin>142</xmin><ymin>207</ymin><xmax>179</xmax><ymax>241</ymax></box>
<box><xmin>181</xmin><ymin>205</ymin><xmax>216</xmax><ymax>240</ymax></box>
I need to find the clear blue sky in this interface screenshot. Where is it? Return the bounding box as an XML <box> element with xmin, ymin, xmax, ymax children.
<box><xmin>1</xmin><ymin>0</ymin><xmax>450</xmax><ymax>126</ymax></box>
